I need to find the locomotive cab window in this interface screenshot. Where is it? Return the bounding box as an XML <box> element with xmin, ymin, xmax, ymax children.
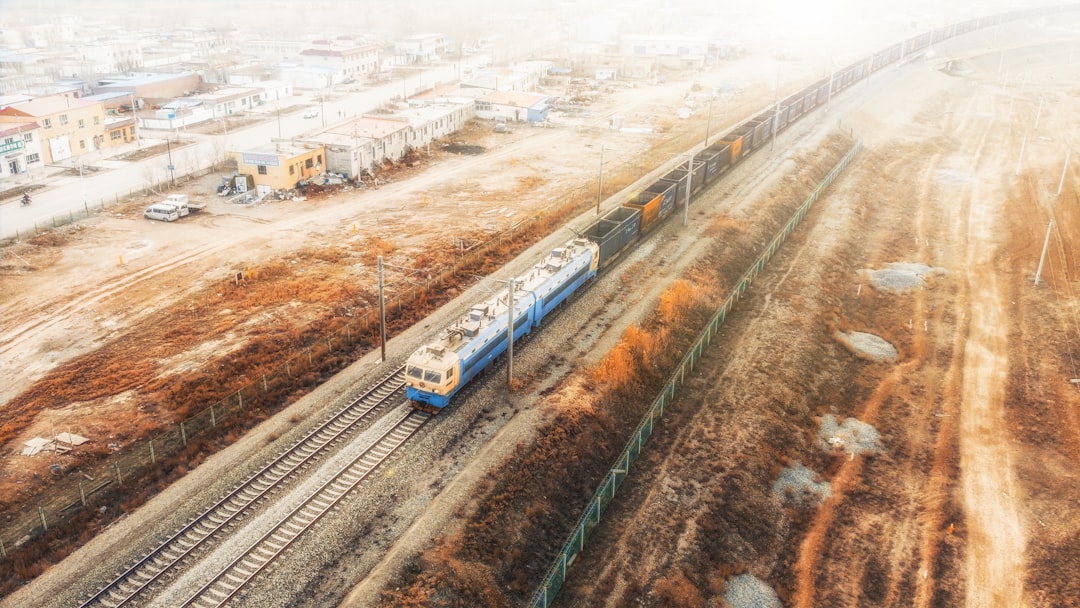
<box><xmin>407</xmin><ymin>366</ymin><xmax>424</xmax><ymax>379</ymax></box>
<box><xmin>424</xmin><ymin>370</ymin><xmax>442</xmax><ymax>383</ymax></box>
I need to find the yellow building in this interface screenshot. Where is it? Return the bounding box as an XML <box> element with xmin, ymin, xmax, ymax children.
<box><xmin>232</xmin><ymin>143</ymin><xmax>326</xmax><ymax>192</ymax></box>
<box><xmin>0</xmin><ymin>93</ymin><xmax>106</xmax><ymax>165</ymax></box>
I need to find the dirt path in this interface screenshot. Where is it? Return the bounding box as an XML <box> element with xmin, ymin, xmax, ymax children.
<box><xmin>957</xmin><ymin>132</ymin><xmax>1026</xmax><ymax>607</ymax></box>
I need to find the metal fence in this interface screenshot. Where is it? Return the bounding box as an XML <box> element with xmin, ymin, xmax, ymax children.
<box><xmin>1</xmin><ymin>165</ymin><xmax>220</xmax><ymax>246</ymax></box>
<box><xmin>528</xmin><ymin>139</ymin><xmax>863</xmax><ymax>608</ymax></box>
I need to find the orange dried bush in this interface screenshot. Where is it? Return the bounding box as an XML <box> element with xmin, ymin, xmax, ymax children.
<box><xmin>356</xmin><ymin>236</ymin><xmax>398</xmax><ymax>265</ymax></box>
<box><xmin>657</xmin><ymin>279</ymin><xmax>698</xmax><ymax>323</ymax></box>
<box><xmin>590</xmin><ymin>326</ymin><xmax>660</xmax><ymax>391</ymax></box>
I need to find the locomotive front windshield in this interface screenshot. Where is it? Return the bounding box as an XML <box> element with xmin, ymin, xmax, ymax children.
<box><xmin>407</xmin><ymin>365</ymin><xmax>442</xmax><ymax>384</ymax></box>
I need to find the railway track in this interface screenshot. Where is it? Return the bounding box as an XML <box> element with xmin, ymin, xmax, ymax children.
<box><xmin>180</xmin><ymin>409</ymin><xmax>430</xmax><ymax>607</ymax></box>
<box><xmin>78</xmin><ymin>368</ymin><xmax>409</xmax><ymax>608</ymax></box>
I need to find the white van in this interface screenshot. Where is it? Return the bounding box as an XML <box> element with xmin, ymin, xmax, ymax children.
<box><xmin>144</xmin><ymin>204</ymin><xmax>180</xmax><ymax>222</ymax></box>
<box><xmin>161</xmin><ymin>194</ymin><xmax>190</xmax><ymax>217</ymax></box>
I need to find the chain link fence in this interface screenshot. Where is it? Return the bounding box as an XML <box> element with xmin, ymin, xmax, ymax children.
<box><xmin>529</xmin><ymin>139</ymin><xmax>863</xmax><ymax>608</ymax></box>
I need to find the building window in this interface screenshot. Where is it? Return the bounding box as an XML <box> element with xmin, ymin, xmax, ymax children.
<box><xmin>27</xmin><ymin>153</ymin><xmax>40</xmax><ymax>163</ymax></box>
<box><xmin>79</xmin><ymin>139</ymin><xmax>86</xmax><ymax>149</ymax></box>
<box><xmin>43</xmin><ymin>118</ymin><xmax>52</xmax><ymax>128</ymax></box>
<box><xmin>305</xmin><ymin>158</ymin><xmax>313</xmax><ymax>168</ymax></box>
<box><xmin>22</xmin><ymin>132</ymin><xmax>32</xmax><ymax>142</ymax></box>
<box><xmin>111</xmin><ymin>130</ymin><xmax>122</xmax><ymax>140</ymax></box>
<box><xmin>289</xmin><ymin>165</ymin><xmax>295</xmax><ymax>175</ymax></box>
<box><xmin>78</xmin><ymin>119</ymin><xmax>85</xmax><ymax>128</ymax></box>
<box><xmin>60</xmin><ymin>114</ymin><xmax>69</xmax><ymax>125</ymax></box>
<box><xmin>317</xmin><ymin>154</ymin><xmax>322</xmax><ymax>164</ymax></box>
<box><xmin>93</xmin><ymin>116</ymin><xmax>100</xmax><ymax>125</ymax></box>
<box><xmin>258</xmin><ymin>165</ymin><xmax>267</xmax><ymax>175</ymax></box>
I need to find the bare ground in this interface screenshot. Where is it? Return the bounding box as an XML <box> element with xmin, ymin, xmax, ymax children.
<box><xmin>544</xmin><ymin>26</ymin><xmax>1080</xmax><ymax>608</ymax></box>
<box><xmin>2</xmin><ymin>15</ymin><xmax>1078</xmax><ymax>608</ymax></box>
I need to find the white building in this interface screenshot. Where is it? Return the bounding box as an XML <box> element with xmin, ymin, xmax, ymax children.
<box><xmin>475</xmin><ymin>91</ymin><xmax>551</xmax><ymax>123</ymax></box>
<box><xmin>299</xmin><ymin>42</ymin><xmax>380</xmax><ymax>83</ymax></box>
<box><xmin>396</xmin><ymin>34</ymin><xmax>448</xmax><ymax>63</ymax></box>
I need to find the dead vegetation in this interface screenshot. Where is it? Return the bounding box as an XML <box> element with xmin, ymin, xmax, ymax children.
<box><xmin>378</xmin><ymin>136</ymin><xmax>852</xmax><ymax>607</ymax></box>
<box><xmin>0</xmin><ymin>137</ymin><xmax>607</xmax><ymax>595</ymax></box>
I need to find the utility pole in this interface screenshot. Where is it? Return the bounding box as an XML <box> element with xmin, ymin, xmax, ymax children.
<box><xmin>166</xmin><ymin>138</ymin><xmax>175</xmax><ymax>187</ymax></box>
<box><xmin>1035</xmin><ymin>220</ymin><xmax>1053</xmax><ymax>286</ymax></box>
<box><xmin>130</xmin><ymin>93</ymin><xmax>141</xmax><ymax>148</ymax></box>
<box><xmin>1057</xmin><ymin>145</ymin><xmax>1071</xmax><ymax>197</ymax></box>
<box><xmin>378</xmin><ymin>255</ymin><xmax>386</xmax><ymax>361</ymax></box>
<box><xmin>1015</xmin><ymin>132</ymin><xmax>1027</xmax><ymax>176</ymax></box>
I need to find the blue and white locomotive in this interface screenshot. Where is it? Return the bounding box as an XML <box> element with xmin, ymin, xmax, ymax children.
<box><xmin>406</xmin><ymin>236</ymin><xmax>600</xmax><ymax>410</ymax></box>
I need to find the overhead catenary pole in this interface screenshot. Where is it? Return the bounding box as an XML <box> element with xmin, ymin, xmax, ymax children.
<box><xmin>1035</xmin><ymin>220</ymin><xmax>1053</xmax><ymax>286</ymax></box>
<box><xmin>596</xmin><ymin>144</ymin><xmax>604</xmax><ymax>215</ymax></box>
<box><xmin>1034</xmin><ymin>96</ymin><xmax>1045</xmax><ymax>130</ymax></box>
<box><xmin>506</xmin><ymin>279</ymin><xmax>514</xmax><ymax>387</ymax></box>
<box><xmin>683</xmin><ymin>152</ymin><xmax>692</xmax><ymax>227</ymax></box>
<box><xmin>378</xmin><ymin>255</ymin><xmax>386</xmax><ymax>361</ymax></box>
<box><xmin>771</xmin><ymin>64</ymin><xmax>781</xmax><ymax>154</ymax></box>
<box><xmin>704</xmin><ymin>98</ymin><xmax>713</xmax><ymax>147</ymax></box>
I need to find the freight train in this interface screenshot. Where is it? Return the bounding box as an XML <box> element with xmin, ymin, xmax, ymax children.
<box><xmin>405</xmin><ymin>4</ymin><xmax>1070</xmax><ymax>410</ymax></box>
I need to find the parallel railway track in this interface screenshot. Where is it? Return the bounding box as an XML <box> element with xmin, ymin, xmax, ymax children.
<box><xmin>180</xmin><ymin>409</ymin><xmax>430</xmax><ymax>607</ymax></box>
<box><xmin>79</xmin><ymin>368</ymin><xmax>409</xmax><ymax>608</ymax></box>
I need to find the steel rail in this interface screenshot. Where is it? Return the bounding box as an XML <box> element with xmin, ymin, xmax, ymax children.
<box><xmin>179</xmin><ymin>409</ymin><xmax>431</xmax><ymax>608</ymax></box>
<box><xmin>78</xmin><ymin>367</ymin><xmax>406</xmax><ymax>608</ymax></box>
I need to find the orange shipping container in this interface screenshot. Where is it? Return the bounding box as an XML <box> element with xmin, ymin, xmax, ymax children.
<box><xmin>719</xmin><ymin>135</ymin><xmax>743</xmax><ymax>159</ymax></box>
<box><xmin>624</xmin><ymin>192</ymin><xmax>662</xmax><ymax>232</ymax></box>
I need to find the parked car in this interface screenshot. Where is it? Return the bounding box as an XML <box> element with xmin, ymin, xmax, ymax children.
<box><xmin>303</xmin><ymin>110</ymin><xmax>319</xmax><ymax>119</ymax></box>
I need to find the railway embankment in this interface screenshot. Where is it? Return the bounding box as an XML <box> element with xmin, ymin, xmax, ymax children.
<box><xmin>378</xmin><ymin>133</ymin><xmax>857</xmax><ymax>607</ymax></box>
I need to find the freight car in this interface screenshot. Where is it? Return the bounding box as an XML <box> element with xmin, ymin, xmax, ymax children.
<box><xmin>405</xmin><ymin>2</ymin><xmax>1073</xmax><ymax>411</ymax></box>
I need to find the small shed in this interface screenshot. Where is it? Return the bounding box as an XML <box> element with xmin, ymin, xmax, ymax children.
<box><xmin>475</xmin><ymin>91</ymin><xmax>550</xmax><ymax>123</ymax></box>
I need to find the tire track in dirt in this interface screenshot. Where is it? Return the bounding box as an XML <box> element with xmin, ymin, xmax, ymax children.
<box><xmin>911</xmin><ymin>87</ymin><xmax>991</xmax><ymax>608</ymax></box>
<box><xmin>790</xmin><ymin>134</ymin><xmax>940</xmax><ymax>607</ymax></box>
<box><xmin>0</xmin><ymin>239</ymin><xmax>229</xmax><ymax>360</ymax></box>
